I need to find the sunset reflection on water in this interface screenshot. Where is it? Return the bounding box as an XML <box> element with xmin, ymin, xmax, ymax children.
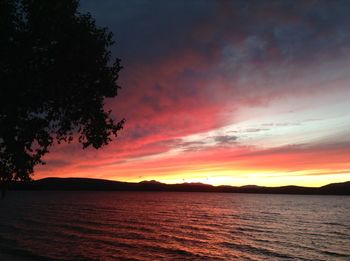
<box><xmin>0</xmin><ymin>192</ymin><xmax>349</xmax><ymax>260</ymax></box>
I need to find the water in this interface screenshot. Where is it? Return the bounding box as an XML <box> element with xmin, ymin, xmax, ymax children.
<box><xmin>0</xmin><ymin>192</ymin><xmax>349</xmax><ymax>260</ymax></box>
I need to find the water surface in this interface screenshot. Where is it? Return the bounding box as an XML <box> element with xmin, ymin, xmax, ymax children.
<box><xmin>0</xmin><ymin>192</ymin><xmax>349</xmax><ymax>260</ymax></box>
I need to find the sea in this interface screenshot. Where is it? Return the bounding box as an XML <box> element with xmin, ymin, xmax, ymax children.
<box><xmin>0</xmin><ymin>191</ymin><xmax>349</xmax><ymax>260</ymax></box>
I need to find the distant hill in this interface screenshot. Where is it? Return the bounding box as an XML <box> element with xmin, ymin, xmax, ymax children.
<box><xmin>9</xmin><ymin>178</ymin><xmax>350</xmax><ymax>195</ymax></box>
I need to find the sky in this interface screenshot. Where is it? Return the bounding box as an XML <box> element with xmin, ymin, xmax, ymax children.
<box><xmin>36</xmin><ymin>0</ymin><xmax>350</xmax><ymax>187</ymax></box>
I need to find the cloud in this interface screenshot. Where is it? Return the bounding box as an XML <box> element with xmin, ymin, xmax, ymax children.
<box><xmin>33</xmin><ymin>1</ymin><xmax>350</xmax><ymax>185</ymax></box>
<box><xmin>213</xmin><ymin>135</ymin><xmax>238</xmax><ymax>144</ymax></box>
<box><xmin>241</xmin><ymin>128</ymin><xmax>270</xmax><ymax>133</ymax></box>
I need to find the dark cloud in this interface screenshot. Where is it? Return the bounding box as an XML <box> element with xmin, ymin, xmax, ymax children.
<box><xmin>80</xmin><ymin>0</ymin><xmax>350</xmax><ymax>66</ymax></box>
<box><xmin>238</xmin><ymin>141</ymin><xmax>350</xmax><ymax>158</ymax></box>
<box><xmin>80</xmin><ymin>0</ymin><xmax>217</xmax><ymax>62</ymax></box>
<box><xmin>214</xmin><ymin>135</ymin><xmax>238</xmax><ymax>144</ymax></box>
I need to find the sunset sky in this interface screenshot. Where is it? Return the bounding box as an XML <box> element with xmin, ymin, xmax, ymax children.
<box><xmin>36</xmin><ymin>0</ymin><xmax>350</xmax><ymax>187</ymax></box>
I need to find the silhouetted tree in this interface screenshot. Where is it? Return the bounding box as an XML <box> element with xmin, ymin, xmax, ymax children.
<box><xmin>0</xmin><ymin>0</ymin><xmax>125</xmax><ymax>190</ymax></box>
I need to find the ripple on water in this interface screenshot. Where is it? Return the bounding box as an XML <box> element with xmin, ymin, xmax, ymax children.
<box><xmin>0</xmin><ymin>192</ymin><xmax>349</xmax><ymax>260</ymax></box>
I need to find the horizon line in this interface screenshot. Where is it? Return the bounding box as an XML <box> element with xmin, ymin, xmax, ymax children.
<box><xmin>31</xmin><ymin>176</ymin><xmax>350</xmax><ymax>189</ymax></box>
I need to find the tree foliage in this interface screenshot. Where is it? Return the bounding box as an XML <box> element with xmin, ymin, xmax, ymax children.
<box><xmin>0</xmin><ymin>0</ymin><xmax>125</xmax><ymax>182</ymax></box>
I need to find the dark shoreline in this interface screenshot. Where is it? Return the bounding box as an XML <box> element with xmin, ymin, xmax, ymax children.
<box><xmin>8</xmin><ymin>178</ymin><xmax>350</xmax><ymax>195</ymax></box>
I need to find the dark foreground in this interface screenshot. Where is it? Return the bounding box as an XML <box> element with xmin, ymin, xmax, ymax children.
<box><xmin>9</xmin><ymin>178</ymin><xmax>350</xmax><ymax>195</ymax></box>
<box><xmin>0</xmin><ymin>192</ymin><xmax>349</xmax><ymax>260</ymax></box>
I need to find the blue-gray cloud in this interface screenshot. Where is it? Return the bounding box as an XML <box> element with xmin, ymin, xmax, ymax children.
<box><xmin>80</xmin><ymin>0</ymin><xmax>350</xmax><ymax>66</ymax></box>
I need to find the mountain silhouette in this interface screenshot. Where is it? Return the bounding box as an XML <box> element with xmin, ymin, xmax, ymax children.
<box><xmin>8</xmin><ymin>178</ymin><xmax>350</xmax><ymax>195</ymax></box>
